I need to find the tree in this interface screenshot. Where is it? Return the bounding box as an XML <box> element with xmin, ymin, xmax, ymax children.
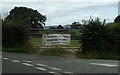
<box><xmin>2</xmin><ymin>7</ymin><xmax>46</xmax><ymax>47</ymax></box>
<box><xmin>70</xmin><ymin>21</ymin><xmax>81</xmax><ymax>29</ymax></box>
<box><xmin>4</xmin><ymin>7</ymin><xmax>47</xmax><ymax>29</ymax></box>
<box><xmin>57</xmin><ymin>25</ymin><xmax>64</xmax><ymax>29</ymax></box>
<box><xmin>114</xmin><ymin>15</ymin><xmax>120</xmax><ymax>23</ymax></box>
<box><xmin>49</xmin><ymin>26</ymin><xmax>56</xmax><ymax>29</ymax></box>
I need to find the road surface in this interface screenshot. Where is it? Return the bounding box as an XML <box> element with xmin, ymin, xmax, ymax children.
<box><xmin>0</xmin><ymin>51</ymin><xmax>119</xmax><ymax>75</ymax></box>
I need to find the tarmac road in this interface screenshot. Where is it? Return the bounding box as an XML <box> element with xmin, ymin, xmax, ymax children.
<box><xmin>0</xmin><ymin>51</ymin><xmax>119</xmax><ymax>75</ymax></box>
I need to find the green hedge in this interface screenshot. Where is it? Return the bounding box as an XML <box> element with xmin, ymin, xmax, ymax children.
<box><xmin>80</xmin><ymin>18</ymin><xmax>120</xmax><ymax>55</ymax></box>
<box><xmin>2</xmin><ymin>24</ymin><xmax>29</xmax><ymax>47</ymax></box>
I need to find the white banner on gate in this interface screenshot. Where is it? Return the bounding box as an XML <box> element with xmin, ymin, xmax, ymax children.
<box><xmin>42</xmin><ymin>34</ymin><xmax>71</xmax><ymax>45</ymax></box>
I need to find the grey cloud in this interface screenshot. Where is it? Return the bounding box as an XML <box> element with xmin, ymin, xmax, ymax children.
<box><xmin>1</xmin><ymin>2</ymin><xmax>117</xmax><ymax>26</ymax></box>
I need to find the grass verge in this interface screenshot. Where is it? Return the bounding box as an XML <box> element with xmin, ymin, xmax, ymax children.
<box><xmin>2</xmin><ymin>44</ymin><xmax>35</xmax><ymax>53</ymax></box>
<box><xmin>76</xmin><ymin>51</ymin><xmax>120</xmax><ymax>60</ymax></box>
<box><xmin>37</xmin><ymin>48</ymin><xmax>68</xmax><ymax>57</ymax></box>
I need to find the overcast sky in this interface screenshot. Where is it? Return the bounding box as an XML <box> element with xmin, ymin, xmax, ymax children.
<box><xmin>0</xmin><ymin>0</ymin><xmax>119</xmax><ymax>26</ymax></box>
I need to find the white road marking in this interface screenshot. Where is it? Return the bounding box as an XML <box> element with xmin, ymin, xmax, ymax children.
<box><xmin>37</xmin><ymin>63</ymin><xmax>48</xmax><ymax>67</ymax></box>
<box><xmin>23</xmin><ymin>60</ymin><xmax>32</xmax><ymax>63</ymax></box>
<box><xmin>49</xmin><ymin>67</ymin><xmax>62</xmax><ymax>71</ymax></box>
<box><xmin>22</xmin><ymin>63</ymin><xmax>34</xmax><ymax>67</ymax></box>
<box><xmin>64</xmin><ymin>72</ymin><xmax>72</xmax><ymax>73</ymax></box>
<box><xmin>48</xmin><ymin>71</ymin><xmax>56</xmax><ymax>74</ymax></box>
<box><xmin>90</xmin><ymin>63</ymin><xmax>118</xmax><ymax>67</ymax></box>
<box><xmin>11</xmin><ymin>60</ymin><xmax>20</xmax><ymax>63</ymax></box>
<box><xmin>3</xmin><ymin>57</ymin><xmax>9</xmax><ymax>60</ymax></box>
<box><xmin>34</xmin><ymin>67</ymin><xmax>47</xmax><ymax>71</ymax></box>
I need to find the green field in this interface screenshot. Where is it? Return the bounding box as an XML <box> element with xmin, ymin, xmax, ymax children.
<box><xmin>30</xmin><ymin>29</ymin><xmax>80</xmax><ymax>34</ymax></box>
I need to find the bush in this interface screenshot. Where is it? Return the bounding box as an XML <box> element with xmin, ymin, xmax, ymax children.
<box><xmin>2</xmin><ymin>24</ymin><xmax>29</xmax><ymax>47</ymax></box>
<box><xmin>79</xmin><ymin>17</ymin><xmax>120</xmax><ymax>60</ymax></box>
<box><xmin>81</xmin><ymin>17</ymin><xmax>109</xmax><ymax>52</ymax></box>
<box><xmin>106</xmin><ymin>23</ymin><xmax>120</xmax><ymax>53</ymax></box>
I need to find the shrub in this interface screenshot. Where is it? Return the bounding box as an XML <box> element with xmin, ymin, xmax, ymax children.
<box><xmin>2</xmin><ymin>24</ymin><xmax>29</xmax><ymax>47</ymax></box>
<box><xmin>106</xmin><ymin>23</ymin><xmax>120</xmax><ymax>53</ymax></box>
<box><xmin>81</xmin><ymin>17</ymin><xmax>109</xmax><ymax>52</ymax></box>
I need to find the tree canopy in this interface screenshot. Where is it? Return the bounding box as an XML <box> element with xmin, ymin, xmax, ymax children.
<box><xmin>2</xmin><ymin>7</ymin><xmax>47</xmax><ymax>47</ymax></box>
<box><xmin>114</xmin><ymin>15</ymin><xmax>120</xmax><ymax>23</ymax></box>
<box><xmin>49</xmin><ymin>26</ymin><xmax>56</xmax><ymax>29</ymax></box>
<box><xmin>4</xmin><ymin>7</ymin><xmax>47</xmax><ymax>29</ymax></box>
<box><xmin>70</xmin><ymin>21</ymin><xmax>81</xmax><ymax>29</ymax></box>
<box><xmin>57</xmin><ymin>25</ymin><xmax>64</xmax><ymax>29</ymax></box>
